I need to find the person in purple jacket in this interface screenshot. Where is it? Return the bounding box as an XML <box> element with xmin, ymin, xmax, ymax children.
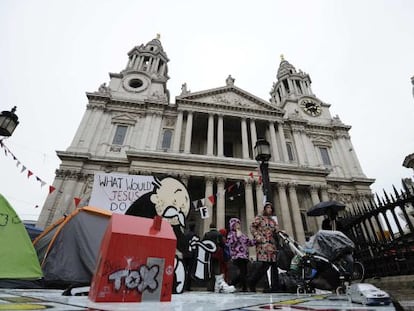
<box><xmin>227</xmin><ymin>217</ymin><xmax>256</xmax><ymax>292</ymax></box>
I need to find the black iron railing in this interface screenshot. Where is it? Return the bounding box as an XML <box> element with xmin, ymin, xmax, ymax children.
<box><xmin>340</xmin><ymin>184</ymin><xmax>414</xmax><ymax>278</ymax></box>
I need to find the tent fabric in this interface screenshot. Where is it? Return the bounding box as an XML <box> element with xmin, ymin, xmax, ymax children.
<box><xmin>34</xmin><ymin>206</ymin><xmax>112</xmax><ymax>288</ymax></box>
<box><xmin>24</xmin><ymin>224</ymin><xmax>44</xmax><ymax>241</ymax></box>
<box><xmin>0</xmin><ymin>194</ymin><xmax>43</xmax><ymax>288</ymax></box>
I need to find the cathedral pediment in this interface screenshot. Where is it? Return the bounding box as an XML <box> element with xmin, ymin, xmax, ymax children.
<box><xmin>310</xmin><ymin>135</ymin><xmax>332</xmax><ymax>147</ymax></box>
<box><xmin>177</xmin><ymin>85</ymin><xmax>283</xmax><ymax>113</ymax></box>
<box><xmin>111</xmin><ymin>113</ymin><xmax>137</xmax><ymax>125</ymax></box>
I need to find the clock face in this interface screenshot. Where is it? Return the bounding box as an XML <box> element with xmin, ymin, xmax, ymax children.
<box><xmin>300</xmin><ymin>100</ymin><xmax>322</xmax><ymax>116</ymax></box>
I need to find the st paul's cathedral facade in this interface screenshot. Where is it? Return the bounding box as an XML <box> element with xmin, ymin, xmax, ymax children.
<box><xmin>37</xmin><ymin>36</ymin><xmax>374</xmax><ymax>244</ymax></box>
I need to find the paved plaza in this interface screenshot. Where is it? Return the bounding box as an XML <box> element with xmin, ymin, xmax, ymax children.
<box><xmin>0</xmin><ymin>288</ymin><xmax>401</xmax><ymax>311</ymax></box>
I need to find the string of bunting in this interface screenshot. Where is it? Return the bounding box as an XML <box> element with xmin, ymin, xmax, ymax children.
<box><xmin>0</xmin><ymin>140</ymin><xmax>83</xmax><ymax>209</ymax></box>
<box><xmin>1</xmin><ymin>140</ymin><xmax>263</xmax><ymax>216</ymax></box>
<box><xmin>190</xmin><ymin>169</ymin><xmax>263</xmax><ymax>219</ymax></box>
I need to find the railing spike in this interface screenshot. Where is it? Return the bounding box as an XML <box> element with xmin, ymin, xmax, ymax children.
<box><xmin>375</xmin><ymin>193</ymin><xmax>382</xmax><ymax>206</ymax></box>
<box><xmin>383</xmin><ymin>189</ymin><xmax>391</xmax><ymax>203</ymax></box>
<box><xmin>393</xmin><ymin>185</ymin><xmax>400</xmax><ymax>200</ymax></box>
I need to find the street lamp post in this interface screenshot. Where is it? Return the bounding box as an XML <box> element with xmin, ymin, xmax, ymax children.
<box><xmin>0</xmin><ymin>106</ymin><xmax>19</xmax><ymax>137</ymax></box>
<box><xmin>254</xmin><ymin>139</ymin><xmax>271</xmax><ymax>203</ymax></box>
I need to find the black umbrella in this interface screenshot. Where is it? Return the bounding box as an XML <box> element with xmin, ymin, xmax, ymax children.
<box><xmin>307</xmin><ymin>200</ymin><xmax>345</xmax><ymax>217</ymax></box>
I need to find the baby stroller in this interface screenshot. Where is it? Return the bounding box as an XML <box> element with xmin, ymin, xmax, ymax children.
<box><xmin>278</xmin><ymin>230</ymin><xmax>355</xmax><ymax>294</ymax></box>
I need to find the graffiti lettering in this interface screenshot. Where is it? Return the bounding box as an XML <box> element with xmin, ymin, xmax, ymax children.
<box><xmin>125</xmin><ymin>180</ymin><xmax>152</xmax><ymax>191</ymax></box>
<box><xmin>98</xmin><ymin>175</ymin><xmax>123</xmax><ymax>188</ymax></box>
<box><xmin>108</xmin><ymin>191</ymin><xmax>141</xmax><ymax>202</ymax></box>
<box><xmin>110</xmin><ymin>202</ymin><xmax>128</xmax><ymax>212</ymax></box>
<box><xmin>108</xmin><ymin>264</ymin><xmax>160</xmax><ymax>292</ymax></box>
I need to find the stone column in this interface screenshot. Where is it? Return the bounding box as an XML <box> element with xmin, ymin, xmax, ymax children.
<box><xmin>203</xmin><ymin>176</ymin><xmax>214</xmax><ymax>233</ymax></box>
<box><xmin>90</xmin><ymin>110</ymin><xmax>109</xmax><ymax>154</ymax></box>
<box><xmin>288</xmin><ymin>183</ymin><xmax>305</xmax><ymax>244</ymax></box>
<box><xmin>277</xmin><ymin>123</ymin><xmax>289</xmax><ymax>162</ymax></box>
<box><xmin>217</xmin><ymin>114</ymin><xmax>224</xmax><ymax>157</ymax></box>
<box><xmin>287</xmin><ymin>79</ymin><xmax>294</xmax><ymax>95</ymax></box>
<box><xmin>150</xmin><ymin>112</ymin><xmax>162</xmax><ymax>150</ymax></box>
<box><xmin>82</xmin><ymin>107</ymin><xmax>104</xmax><ymax>152</ymax></box>
<box><xmin>140</xmin><ymin>113</ymin><xmax>152</xmax><ymax>150</ymax></box>
<box><xmin>184</xmin><ymin>111</ymin><xmax>193</xmax><ymax>153</ymax></box>
<box><xmin>269</xmin><ymin>121</ymin><xmax>280</xmax><ymax>162</ymax></box>
<box><xmin>172</xmin><ymin>110</ymin><xmax>183</xmax><ymax>152</ymax></box>
<box><xmin>216</xmin><ymin>177</ymin><xmax>225</xmax><ymax>229</ymax></box>
<box><xmin>256</xmin><ymin>183</ymin><xmax>264</xmax><ymax>215</ymax></box>
<box><xmin>331</xmin><ymin>140</ymin><xmax>348</xmax><ymax>177</ymax></box>
<box><xmin>310</xmin><ymin>185</ymin><xmax>323</xmax><ymax>230</ymax></box>
<box><xmin>250</xmin><ymin>119</ymin><xmax>257</xmax><ymax>157</ymax></box>
<box><xmin>207</xmin><ymin>113</ymin><xmax>214</xmax><ymax>156</ymax></box>
<box><xmin>292</xmin><ymin>127</ymin><xmax>307</xmax><ymax>165</ymax></box>
<box><xmin>277</xmin><ymin>182</ymin><xmax>294</xmax><ymax>237</ymax></box>
<box><xmin>343</xmin><ymin>135</ymin><xmax>364</xmax><ymax>176</ymax></box>
<box><xmin>321</xmin><ymin>185</ymin><xmax>329</xmax><ymax>202</ymax></box>
<box><xmin>243</xmin><ymin>179</ymin><xmax>255</xmax><ymax>240</ymax></box>
<box><xmin>180</xmin><ymin>174</ymin><xmax>189</xmax><ymax>186</ymax></box>
<box><xmin>241</xmin><ymin>118</ymin><xmax>249</xmax><ymax>159</ymax></box>
<box><xmin>334</xmin><ymin>133</ymin><xmax>351</xmax><ymax>175</ymax></box>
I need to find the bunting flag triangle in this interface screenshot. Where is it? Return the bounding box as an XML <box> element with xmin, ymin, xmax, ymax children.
<box><xmin>40</xmin><ymin>180</ymin><xmax>47</xmax><ymax>187</ymax></box>
<box><xmin>208</xmin><ymin>195</ymin><xmax>215</xmax><ymax>205</ymax></box>
<box><xmin>248</xmin><ymin>172</ymin><xmax>254</xmax><ymax>179</ymax></box>
<box><xmin>21</xmin><ymin>165</ymin><xmax>26</xmax><ymax>173</ymax></box>
<box><xmin>27</xmin><ymin>170</ymin><xmax>33</xmax><ymax>178</ymax></box>
<box><xmin>16</xmin><ymin>160</ymin><xmax>21</xmax><ymax>167</ymax></box>
<box><xmin>227</xmin><ymin>184</ymin><xmax>234</xmax><ymax>193</ymax></box>
<box><xmin>258</xmin><ymin>175</ymin><xmax>262</xmax><ymax>185</ymax></box>
<box><xmin>74</xmin><ymin>197</ymin><xmax>81</xmax><ymax>207</ymax></box>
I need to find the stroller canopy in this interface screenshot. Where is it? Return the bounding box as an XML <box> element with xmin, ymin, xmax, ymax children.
<box><xmin>305</xmin><ymin>230</ymin><xmax>354</xmax><ymax>261</ymax></box>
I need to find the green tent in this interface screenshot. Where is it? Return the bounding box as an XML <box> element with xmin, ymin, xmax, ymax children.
<box><xmin>0</xmin><ymin>194</ymin><xmax>43</xmax><ymax>288</ymax></box>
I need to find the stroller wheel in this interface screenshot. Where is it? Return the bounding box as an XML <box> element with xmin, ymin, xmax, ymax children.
<box><xmin>351</xmin><ymin>261</ymin><xmax>365</xmax><ymax>282</ymax></box>
<box><xmin>336</xmin><ymin>285</ymin><xmax>346</xmax><ymax>295</ymax></box>
<box><xmin>297</xmin><ymin>286</ymin><xmax>305</xmax><ymax>294</ymax></box>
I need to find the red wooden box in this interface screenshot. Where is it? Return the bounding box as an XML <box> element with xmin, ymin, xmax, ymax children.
<box><xmin>89</xmin><ymin>214</ymin><xmax>176</xmax><ymax>302</ymax></box>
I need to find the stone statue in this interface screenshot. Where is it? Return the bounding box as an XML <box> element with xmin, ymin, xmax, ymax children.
<box><xmin>180</xmin><ymin>83</ymin><xmax>190</xmax><ymax>95</ymax></box>
<box><xmin>226</xmin><ymin>75</ymin><xmax>235</xmax><ymax>86</ymax></box>
<box><xmin>98</xmin><ymin>83</ymin><xmax>109</xmax><ymax>93</ymax></box>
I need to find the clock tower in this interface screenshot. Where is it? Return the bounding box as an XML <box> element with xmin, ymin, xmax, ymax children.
<box><xmin>269</xmin><ymin>55</ymin><xmax>327</xmax><ymax>120</ymax></box>
<box><xmin>108</xmin><ymin>34</ymin><xmax>170</xmax><ymax>103</ymax></box>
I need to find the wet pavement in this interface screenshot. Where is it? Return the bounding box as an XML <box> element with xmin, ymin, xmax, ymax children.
<box><xmin>367</xmin><ymin>276</ymin><xmax>414</xmax><ymax>311</ymax></box>
<box><xmin>0</xmin><ymin>288</ymin><xmax>400</xmax><ymax>310</ymax></box>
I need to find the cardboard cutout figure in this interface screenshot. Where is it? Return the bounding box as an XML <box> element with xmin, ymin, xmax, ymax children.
<box><xmin>126</xmin><ymin>177</ymin><xmax>194</xmax><ymax>293</ymax></box>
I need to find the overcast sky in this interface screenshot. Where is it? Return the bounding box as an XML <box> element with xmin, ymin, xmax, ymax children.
<box><xmin>1</xmin><ymin>0</ymin><xmax>413</xmax><ymax>221</ymax></box>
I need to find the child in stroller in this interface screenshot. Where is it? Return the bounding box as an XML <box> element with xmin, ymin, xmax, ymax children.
<box><xmin>277</xmin><ymin>230</ymin><xmax>355</xmax><ymax>294</ymax></box>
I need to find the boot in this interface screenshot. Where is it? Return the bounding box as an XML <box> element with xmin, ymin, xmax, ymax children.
<box><xmin>214</xmin><ymin>274</ymin><xmax>236</xmax><ymax>293</ymax></box>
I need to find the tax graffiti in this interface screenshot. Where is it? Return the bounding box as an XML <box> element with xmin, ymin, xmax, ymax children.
<box><xmin>108</xmin><ymin>264</ymin><xmax>160</xmax><ymax>293</ymax></box>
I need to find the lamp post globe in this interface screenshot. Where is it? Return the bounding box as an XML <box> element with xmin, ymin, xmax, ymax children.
<box><xmin>254</xmin><ymin>139</ymin><xmax>271</xmax><ymax>202</ymax></box>
<box><xmin>0</xmin><ymin>106</ymin><xmax>19</xmax><ymax>137</ymax></box>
